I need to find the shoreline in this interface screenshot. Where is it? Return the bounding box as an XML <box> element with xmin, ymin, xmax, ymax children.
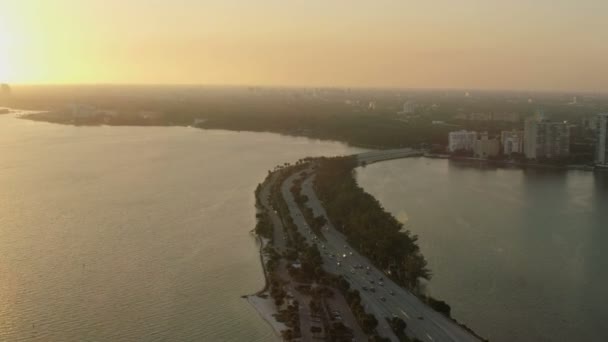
<box><xmin>425</xmin><ymin>153</ymin><xmax>603</xmax><ymax>172</ymax></box>
<box><xmin>243</xmin><ymin>234</ymin><xmax>284</xmax><ymax>340</ymax></box>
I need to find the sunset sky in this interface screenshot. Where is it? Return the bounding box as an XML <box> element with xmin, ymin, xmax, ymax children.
<box><xmin>0</xmin><ymin>0</ymin><xmax>607</xmax><ymax>91</ymax></box>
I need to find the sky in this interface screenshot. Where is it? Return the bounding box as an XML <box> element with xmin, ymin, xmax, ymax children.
<box><xmin>0</xmin><ymin>0</ymin><xmax>607</xmax><ymax>91</ymax></box>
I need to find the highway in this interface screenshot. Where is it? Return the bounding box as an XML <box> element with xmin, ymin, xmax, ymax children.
<box><xmin>280</xmin><ymin>152</ymin><xmax>482</xmax><ymax>342</ymax></box>
<box><xmin>260</xmin><ymin>171</ymin><xmax>367</xmax><ymax>341</ymax></box>
<box><xmin>357</xmin><ymin>148</ymin><xmax>424</xmax><ymax>165</ymax></box>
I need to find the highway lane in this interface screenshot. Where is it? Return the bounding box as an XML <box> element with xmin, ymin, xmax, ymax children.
<box><xmin>263</xmin><ymin>170</ymin><xmax>367</xmax><ymax>341</ymax></box>
<box><xmin>281</xmin><ymin>170</ymin><xmax>399</xmax><ymax>341</ymax></box>
<box><xmin>280</xmin><ymin>162</ymin><xmax>481</xmax><ymax>342</ymax></box>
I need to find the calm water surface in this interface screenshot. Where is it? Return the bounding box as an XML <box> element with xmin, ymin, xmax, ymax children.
<box><xmin>357</xmin><ymin>157</ymin><xmax>608</xmax><ymax>342</ymax></box>
<box><xmin>0</xmin><ymin>112</ymin><xmax>360</xmax><ymax>341</ymax></box>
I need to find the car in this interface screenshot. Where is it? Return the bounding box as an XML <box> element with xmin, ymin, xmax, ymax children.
<box><xmin>379</xmin><ymin>282</ymin><xmax>384</xmax><ymax>286</ymax></box>
<box><xmin>380</xmin><ymin>297</ymin><xmax>386</xmax><ymax>302</ymax></box>
<box><xmin>370</xmin><ymin>280</ymin><xmax>375</xmax><ymax>284</ymax></box>
<box><xmin>370</xmin><ymin>287</ymin><xmax>376</xmax><ymax>293</ymax></box>
<box><xmin>362</xmin><ymin>286</ymin><xmax>368</xmax><ymax>291</ymax></box>
<box><xmin>366</xmin><ymin>266</ymin><xmax>371</xmax><ymax>271</ymax></box>
<box><xmin>336</xmin><ymin>262</ymin><xmax>341</xmax><ymax>267</ymax></box>
<box><xmin>389</xmin><ymin>290</ymin><xmax>395</xmax><ymax>296</ymax></box>
<box><xmin>342</xmin><ymin>253</ymin><xmax>347</xmax><ymax>258</ymax></box>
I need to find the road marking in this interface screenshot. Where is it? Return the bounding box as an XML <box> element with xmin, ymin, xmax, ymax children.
<box><xmin>426</xmin><ymin>333</ymin><xmax>434</xmax><ymax>341</ymax></box>
<box><xmin>399</xmin><ymin>309</ymin><xmax>410</xmax><ymax>319</ymax></box>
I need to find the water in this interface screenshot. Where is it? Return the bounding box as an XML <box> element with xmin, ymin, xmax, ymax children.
<box><xmin>357</xmin><ymin>157</ymin><xmax>608</xmax><ymax>342</ymax></box>
<box><xmin>0</xmin><ymin>112</ymin><xmax>361</xmax><ymax>341</ymax></box>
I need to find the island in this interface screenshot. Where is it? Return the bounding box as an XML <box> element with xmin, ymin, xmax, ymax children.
<box><xmin>245</xmin><ymin>148</ymin><xmax>486</xmax><ymax>342</ymax></box>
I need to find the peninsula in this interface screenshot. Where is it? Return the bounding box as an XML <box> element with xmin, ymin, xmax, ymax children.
<box><xmin>246</xmin><ymin>148</ymin><xmax>485</xmax><ymax>342</ymax></box>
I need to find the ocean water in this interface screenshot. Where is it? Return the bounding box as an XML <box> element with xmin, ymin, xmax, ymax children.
<box><xmin>0</xmin><ymin>112</ymin><xmax>360</xmax><ymax>341</ymax></box>
<box><xmin>357</xmin><ymin>157</ymin><xmax>608</xmax><ymax>342</ymax></box>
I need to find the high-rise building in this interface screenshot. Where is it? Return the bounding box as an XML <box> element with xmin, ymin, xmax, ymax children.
<box><xmin>501</xmin><ymin>130</ymin><xmax>524</xmax><ymax>155</ymax></box>
<box><xmin>398</xmin><ymin>101</ymin><xmax>415</xmax><ymax>115</ymax></box>
<box><xmin>474</xmin><ymin>132</ymin><xmax>500</xmax><ymax>158</ymax></box>
<box><xmin>448</xmin><ymin>130</ymin><xmax>477</xmax><ymax>153</ymax></box>
<box><xmin>596</xmin><ymin>113</ymin><xmax>608</xmax><ymax>167</ymax></box>
<box><xmin>524</xmin><ymin>115</ymin><xmax>570</xmax><ymax>160</ymax></box>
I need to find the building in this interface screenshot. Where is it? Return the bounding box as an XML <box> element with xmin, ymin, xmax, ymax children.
<box><xmin>596</xmin><ymin>113</ymin><xmax>608</xmax><ymax>167</ymax></box>
<box><xmin>524</xmin><ymin>115</ymin><xmax>570</xmax><ymax>160</ymax></box>
<box><xmin>455</xmin><ymin>112</ymin><xmax>520</xmax><ymax>123</ymax></box>
<box><xmin>398</xmin><ymin>101</ymin><xmax>415</xmax><ymax>115</ymax></box>
<box><xmin>501</xmin><ymin>130</ymin><xmax>524</xmax><ymax>155</ymax></box>
<box><xmin>474</xmin><ymin>132</ymin><xmax>500</xmax><ymax>158</ymax></box>
<box><xmin>583</xmin><ymin>116</ymin><xmax>598</xmax><ymax>132</ymax></box>
<box><xmin>448</xmin><ymin>130</ymin><xmax>477</xmax><ymax>153</ymax></box>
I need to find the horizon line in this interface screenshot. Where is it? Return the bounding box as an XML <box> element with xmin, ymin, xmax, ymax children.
<box><xmin>3</xmin><ymin>82</ymin><xmax>608</xmax><ymax>95</ymax></box>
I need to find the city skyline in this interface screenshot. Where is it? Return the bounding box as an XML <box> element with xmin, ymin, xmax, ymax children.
<box><xmin>1</xmin><ymin>1</ymin><xmax>607</xmax><ymax>92</ymax></box>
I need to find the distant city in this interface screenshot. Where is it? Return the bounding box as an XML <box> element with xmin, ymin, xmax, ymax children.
<box><xmin>446</xmin><ymin>111</ymin><xmax>608</xmax><ymax>169</ymax></box>
<box><xmin>2</xmin><ymin>86</ymin><xmax>607</xmax><ymax>170</ymax></box>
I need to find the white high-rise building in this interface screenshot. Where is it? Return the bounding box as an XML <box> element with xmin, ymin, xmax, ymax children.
<box><xmin>524</xmin><ymin>115</ymin><xmax>570</xmax><ymax>160</ymax></box>
<box><xmin>501</xmin><ymin>130</ymin><xmax>524</xmax><ymax>155</ymax></box>
<box><xmin>596</xmin><ymin>113</ymin><xmax>608</xmax><ymax>167</ymax></box>
<box><xmin>474</xmin><ymin>132</ymin><xmax>500</xmax><ymax>158</ymax></box>
<box><xmin>398</xmin><ymin>101</ymin><xmax>415</xmax><ymax>115</ymax></box>
<box><xmin>448</xmin><ymin>130</ymin><xmax>477</xmax><ymax>153</ymax></box>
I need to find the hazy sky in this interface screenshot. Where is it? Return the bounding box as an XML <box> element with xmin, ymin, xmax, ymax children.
<box><xmin>1</xmin><ymin>0</ymin><xmax>607</xmax><ymax>91</ymax></box>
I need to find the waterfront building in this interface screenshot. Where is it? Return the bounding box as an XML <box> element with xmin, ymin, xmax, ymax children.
<box><xmin>474</xmin><ymin>132</ymin><xmax>500</xmax><ymax>158</ymax></box>
<box><xmin>448</xmin><ymin>130</ymin><xmax>477</xmax><ymax>153</ymax></box>
<box><xmin>596</xmin><ymin>113</ymin><xmax>608</xmax><ymax>167</ymax></box>
<box><xmin>501</xmin><ymin>130</ymin><xmax>524</xmax><ymax>155</ymax></box>
<box><xmin>524</xmin><ymin>115</ymin><xmax>570</xmax><ymax>160</ymax></box>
